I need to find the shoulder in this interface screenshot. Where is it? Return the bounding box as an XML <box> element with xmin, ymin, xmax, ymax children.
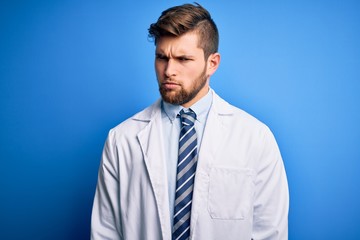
<box><xmin>211</xmin><ymin>92</ymin><xmax>278</xmax><ymax>151</ymax></box>
<box><xmin>212</xmin><ymin>92</ymin><xmax>268</xmax><ymax>131</ymax></box>
<box><xmin>212</xmin><ymin>92</ymin><xmax>281</xmax><ymax>162</ymax></box>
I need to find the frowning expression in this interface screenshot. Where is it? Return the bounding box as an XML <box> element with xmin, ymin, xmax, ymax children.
<box><xmin>155</xmin><ymin>32</ymin><xmax>212</xmax><ymax>107</ymax></box>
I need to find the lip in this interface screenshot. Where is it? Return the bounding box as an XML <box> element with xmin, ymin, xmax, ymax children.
<box><xmin>162</xmin><ymin>81</ymin><xmax>180</xmax><ymax>90</ymax></box>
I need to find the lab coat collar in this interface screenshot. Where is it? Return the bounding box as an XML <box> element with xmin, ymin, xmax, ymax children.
<box><xmin>132</xmin><ymin>89</ymin><xmax>234</xmax><ymax>122</ymax></box>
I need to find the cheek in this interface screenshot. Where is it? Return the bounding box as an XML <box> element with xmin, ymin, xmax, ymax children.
<box><xmin>185</xmin><ymin>65</ymin><xmax>204</xmax><ymax>79</ymax></box>
<box><xmin>155</xmin><ymin>63</ymin><xmax>163</xmax><ymax>76</ymax></box>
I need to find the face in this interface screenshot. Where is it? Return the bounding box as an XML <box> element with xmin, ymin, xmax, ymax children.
<box><xmin>155</xmin><ymin>32</ymin><xmax>219</xmax><ymax>107</ymax></box>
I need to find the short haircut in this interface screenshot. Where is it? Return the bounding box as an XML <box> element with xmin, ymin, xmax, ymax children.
<box><xmin>148</xmin><ymin>3</ymin><xmax>219</xmax><ymax>59</ymax></box>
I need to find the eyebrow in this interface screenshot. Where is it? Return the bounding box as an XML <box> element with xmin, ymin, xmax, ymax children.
<box><xmin>155</xmin><ymin>52</ymin><xmax>195</xmax><ymax>59</ymax></box>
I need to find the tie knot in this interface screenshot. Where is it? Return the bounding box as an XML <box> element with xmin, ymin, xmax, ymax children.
<box><xmin>179</xmin><ymin>109</ymin><xmax>196</xmax><ymax>126</ymax></box>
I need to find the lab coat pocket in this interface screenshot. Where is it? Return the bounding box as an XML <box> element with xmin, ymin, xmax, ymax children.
<box><xmin>208</xmin><ymin>167</ymin><xmax>254</xmax><ymax>220</ymax></box>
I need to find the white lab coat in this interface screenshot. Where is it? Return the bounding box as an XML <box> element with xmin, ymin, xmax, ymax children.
<box><xmin>91</xmin><ymin>91</ymin><xmax>289</xmax><ymax>240</ymax></box>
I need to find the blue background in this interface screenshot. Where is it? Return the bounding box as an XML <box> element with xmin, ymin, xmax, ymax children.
<box><xmin>1</xmin><ymin>0</ymin><xmax>359</xmax><ymax>239</ymax></box>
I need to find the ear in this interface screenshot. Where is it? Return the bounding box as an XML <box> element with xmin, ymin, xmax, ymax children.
<box><xmin>206</xmin><ymin>53</ymin><xmax>221</xmax><ymax>77</ymax></box>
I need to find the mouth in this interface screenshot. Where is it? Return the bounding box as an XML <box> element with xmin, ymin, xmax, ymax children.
<box><xmin>162</xmin><ymin>81</ymin><xmax>180</xmax><ymax>90</ymax></box>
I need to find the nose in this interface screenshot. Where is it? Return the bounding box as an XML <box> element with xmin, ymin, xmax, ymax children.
<box><xmin>165</xmin><ymin>59</ymin><xmax>176</xmax><ymax>78</ymax></box>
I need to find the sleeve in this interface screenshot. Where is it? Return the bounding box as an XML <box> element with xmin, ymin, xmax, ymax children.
<box><xmin>91</xmin><ymin>130</ymin><xmax>123</xmax><ymax>240</ymax></box>
<box><xmin>252</xmin><ymin>126</ymin><xmax>289</xmax><ymax>240</ymax></box>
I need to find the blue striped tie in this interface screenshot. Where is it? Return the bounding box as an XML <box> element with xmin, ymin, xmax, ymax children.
<box><xmin>173</xmin><ymin>109</ymin><xmax>198</xmax><ymax>240</ymax></box>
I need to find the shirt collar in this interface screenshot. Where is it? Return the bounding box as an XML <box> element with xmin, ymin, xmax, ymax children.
<box><xmin>162</xmin><ymin>88</ymin><xmax>213</xmax><ymax>124</ymax></box>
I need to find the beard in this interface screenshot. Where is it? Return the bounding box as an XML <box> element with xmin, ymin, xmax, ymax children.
<box><xmin>159</xmin><ymin>66</ymin><xmax>208</xmax><ymax>106</ymax></box>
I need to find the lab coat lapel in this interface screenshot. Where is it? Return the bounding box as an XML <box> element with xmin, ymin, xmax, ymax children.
<box><xmin>136</xmin><ymin>100</ymin><xmax>171</xmax><ymax>239</ymax></box>
<box><xmin>191</xmin><ymin>92</ymin><xmax>234</xmax><ymax>235</ymax></box>
<box><xmin>197</xmin><ymin>92</ymin><xmax>233</xmax><ymax>170</ymax></box>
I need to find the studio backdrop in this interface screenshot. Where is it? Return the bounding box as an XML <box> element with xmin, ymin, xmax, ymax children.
<box><xmin>1</xmin><ymin>0</ymin><xmax>359</xmax><ymax>239</ymax></box>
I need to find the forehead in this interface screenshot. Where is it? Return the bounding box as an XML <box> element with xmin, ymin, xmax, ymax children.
<box><xmin>156</xmin><ymin>32</ymin><xmax>203</xmax><ymax>55</ymax></box>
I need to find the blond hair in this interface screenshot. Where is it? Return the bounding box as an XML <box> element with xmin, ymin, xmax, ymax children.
<box><xmin>148</xmin><ymin>3</ymin><xmax>219</xmax><ymax>59</ymax></box>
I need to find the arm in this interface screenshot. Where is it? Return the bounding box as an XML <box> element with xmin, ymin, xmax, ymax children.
<box><xmin>91</xmin><ymin>130</ymin><xmax>123</xmax><ymax>240</ymax></box>
<box><xmin>252</xmin><ymin>127</ymin><xmax>289</xmax><ymax>240</ymax></box>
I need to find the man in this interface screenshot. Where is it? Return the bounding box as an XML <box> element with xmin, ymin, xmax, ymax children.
<box><xmin>91</xmin><ymin>3</ymin><xmax>289</xmax><ymax>240</ymax></box>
